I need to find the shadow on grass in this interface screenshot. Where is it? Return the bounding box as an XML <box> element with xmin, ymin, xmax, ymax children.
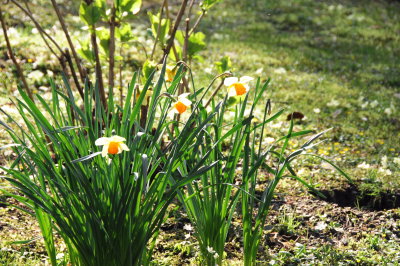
<box><xmin>313</xmin><ymin>184</ymin><xmax>400</xmax><ymax>210</ymax></box>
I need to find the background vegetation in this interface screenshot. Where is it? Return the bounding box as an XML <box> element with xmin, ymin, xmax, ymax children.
<box><xmin>0</xmin><ymin>0</ymin><xmax>399</xmax><ymax>264</ymax></box>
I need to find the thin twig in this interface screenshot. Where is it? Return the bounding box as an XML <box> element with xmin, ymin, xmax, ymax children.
<box><xmin>50</xmin><ymin>0</ymin><xmax>86</xmax><ymax>84</ymax></box>
<box><xmin>0</xmin><ymin>7</ymin><xmax>34</xmax><ymax>101</ymax></box>
<box><xmin>188</xmin><ymin>9</ymin><xmax>205</xmax><ymax>36</ymax></box>
<box><xmin>164</xmin><ymin>3</ymin><xmax>180</xmax><ymax>61</ymax></box>
<box><xmin>24</xmin><ymin>1</ymin><xmax>60</xmax><ymax>60</ymax></box>
<box><xmin>36</xmin><ymin>28</ymin><xmax>59</xmax><ymax>58</ymax></box>
<box><xmin>134</xmin><ymin>41</ymin><xmax>148</xmax><ymax>59</ymax></box>
<box><xmin>150</xmin><ymin>0</ymin><xmax>167</xmax><ymax>60</ymax></box>
<box><xmin>204</xmin><ymin>71</ymin><xmax>233</xmax><ymax>108</ymax></box>
<box><xmin>22</xmin><ymin>0</ymin><xmax>64</xmax><ymax>68</ymax></box>
<box><xmin>15</xmin><ymin>0</ymin><xmax>83</xmax><ymax>98</ymax></box>
<box><xmin>182</xmin><ymin>18</ymin><xmax>190</xmax><ymax>93</ymax></box>
<box><xmin>108</xmin><ymin>5</ymin><xmax>116</xmax><ymax>94</ymax></box>
<box><xmin>171</xmin><ymin>44</ymin><xmax>180</xmax><ymax>62</ymax></box>
<box><xmin>187</xmin><ymin>0</ymin><xmax>196</xmax><ymax>18</ymax></box>
<box><xmin>160</xmin><ymin>0</ymin><xmax>189</xmax><ymax>63</ymax></box>
<box><xmin>24</xmin><ymin>0</ymin><xmax>82</xmax><ymax>98</ymax></box>
<box><xmin>26</xmin><ymin>1</ymin><xmax>82</xmax><ymax>98</ymax></box>
<box><xmin>174</xmin><ymin>60</ymin><xmax>190</xmax><ymax>93</ymax></box>
<box><xmin>119</xmin><ymin>46</ymin><xmax>123</xmax><ymax>107</ymax></box>
<box><xmin>165</xmin><ymin>0</ymin><xmax>170</xmax><ymax>19</ymax></box>
<box><xmin>91</xmin><ymin>29</ymin><xmax>107</xmax><ymax>108</ymax></box>
<box><xmin>183</xmin><ymin>18</ymin><xmax>190</xmax><ymax>63</ymax></box>
<box><xmin>204</xmin><ymin>79</ymin><xmax>224</xmax><ymax>108</ymax></box>
<box><xmin>65</xmin><ymin>49</ymin><xmax>84</xmax><ymax>99</ymax></box>
<box><xmin>10</xmin><ymin>0</ymin><xmax>64</xmax><ymax>55</ymax></box>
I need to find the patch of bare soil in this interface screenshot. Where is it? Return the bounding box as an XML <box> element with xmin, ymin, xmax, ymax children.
<box><xmin>151</xmin><ymin>186</ymin><xmax>400</xmax><ymax>264</ymax></box>
<box><xmin>1</xmin><ymin>178</ymin><xmax>399</xmax><ymax>264</ymax></box>
<box><xmin>0</xmin><ymin>197</ymin><xmax>48</xmax><ymax>261</ymax></box>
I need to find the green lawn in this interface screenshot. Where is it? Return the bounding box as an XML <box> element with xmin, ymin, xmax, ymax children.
<box><xmin>200</xmin><ymin>0</ymin><xmax>400</xmax><ymax>188</ymax></box>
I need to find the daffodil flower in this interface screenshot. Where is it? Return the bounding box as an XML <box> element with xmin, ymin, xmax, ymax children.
<box><xmin>165</xmin><ymin>65</ymin><xmax>177</xmax><ymax>82</ymax></box>
<box><xmin>136</xmin><ymin>87</ymin><xmax>153</xmax><ymax>106</ymax></box>
<box><xmin>224</xmin><ymin>76</ymin><xmax>253</xmax><ymax>97</ymax></box>
<box><xmin>171</xmin><ymin>93</ymin><xmax>192</xmax><ymax>114</ymax></box>
<box><xmin>95</xmin><ymin>135</ymin><xmax>130</xmax><ymax>158</ymax></box>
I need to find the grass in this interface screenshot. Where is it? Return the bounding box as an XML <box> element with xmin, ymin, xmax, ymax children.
<box><xmin>200</xmin><ymin>0</ymin><xmax>400</xmax><ymax>190</ymax></box>
<box><xmin>0</xmin><ymin>0</ymin><xmax>400</xmax><ymax>264</ymax></box>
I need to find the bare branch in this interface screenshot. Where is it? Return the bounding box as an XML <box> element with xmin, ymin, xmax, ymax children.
<box><xmin>183</xmin><ymin>18</ymin><xmax>190</xmax><ymax>63</ymax></box>
<box><xmin>187</xmin><ymin>0</ymin><xmax>196</xmax><ymax>18</ymax></box>
<box><xmin>165</xmin><ymin>2</ymin><xmax>180</xmax><ymax>61</ymax></box>
<box><xmin>24</xmin><ymin>0</ymin><xmax>83</xmax><ymax>99</ymax></box>
<box><xmin>91</xmin><ymin>29</ymin><xmax>107</xmax><ymax>108</ymax></box>
<box><xmin>10</xmin><ymin>0</ymin><xmax>64</xmax><ymax>55</ymax></box>
<box><xmin>0</xmin><ymin>7</ymin><xmax>34</xmax><ymax>101</ymax></box>
<box><xmin>160</xmin><ymin>0</ymin><xmax>189</xmax><ymax>63</ymax></box>
<box><xmin>189</xmin><ymin>9</ymin><xmax>205</xmax><ymax>36</ymax></box>
<box><xmin>119</xmin><ymin>46</ymin><xmax>123</xmax><ymax>107</ymax></box>
<box><xmin>204</xmin><ymin>79</ymin><xmax>224</xmax><ymax>108</ymax></box>
<box><xmin>182</xmin><ymin>18</ymin><xmax>190</xmax><ymax>93</ymax></box>
<box><xmin>150</xmin><ymin>0</ymin><xmax>167</xmax><ymax>61</ymax></box>
<box><xmin>204</xmin><ymin>72</ymin><xmax>233</xmax><ymax>108</ymax></box>
<box><xmin>50</xmin><ymin>0</ymin><xmax>87</xmax><ymax>83</ymax></box>
<box><xmin>24</xmin><ymin>1</ymin><xmax>60</xmax><ymax>60</ymax></box>
<box><xmin>108</xmin><ymin>5</ymin><xmax>116</xmax><ymax>95</ymax></box>
<box><xmin>65</xmin><ymin>49</ymin><xmax>84</xmax><ymax>99</ymax></box>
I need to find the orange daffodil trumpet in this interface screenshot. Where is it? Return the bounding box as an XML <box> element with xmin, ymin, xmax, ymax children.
<box><xmin>95</xmin><ymin>135</ymin><xmax>130</xmax><ymax>158</ymax></box>
<box><xmin>224</xmin><ymin>76</ymin><xmax>254</xmax><ymax>97</ymax></box>
<box><xmin>171</xmin><ymin>93</ymin><xmax>192</xmax><ymax>114</ymax></box>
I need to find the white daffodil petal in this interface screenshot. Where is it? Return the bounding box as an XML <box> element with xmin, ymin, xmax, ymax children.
<box><xmin>239</xmin><ymin>76</ymin><xmax>254</xmax><ymax>83</ymax></box>
<box><xmin>169</xmin><ymin>106</ymin><xmax>179</xmax><ymax>114</ymax></box>
<box><xmin>166</xmin><ymin>65</ymin><xmax>175</xmax><ymax>71</ymax></box>
<box><xmin>180</xmin><ymin>97</ymin><xmax>192</xmax><ymax>107</ymax></box>
<box><xmin>178</xmin><ymin>92</ymin><xmax>190</xmax><ymax>99</ymax></box>
<box><xmin>102</xmin><ymin>145</ymin><xmax>109</xmax><ymax>157</ymax></box>
<box><xmin>110</xmin><ymin>136</ymin><xmax>126</xmax><ymax>142</ymax></box>
<box><xmin>120</xmin><ymin>143</ymin><xmax>130</xmax><ymax>151</ymax></box>
<box><xmin>95</xmin><ymin>137</ymin><xmax>110</xmax><ymax>146</ymax></box>
<box><xmin>224</xmin><ymin>77</ymin><xmax>238</xmax><ymax>87</ymax></box>
<box><xmin>228</xmin><ymin>87</ymin><xmax>237</xmax><ymax>97</ymax></box>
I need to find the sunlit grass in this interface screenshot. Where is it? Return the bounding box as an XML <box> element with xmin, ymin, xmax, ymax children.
<box><xmin>199</xmin><ymin>0</ymin><xmax>400</xmax><ymax>190</ymax></box>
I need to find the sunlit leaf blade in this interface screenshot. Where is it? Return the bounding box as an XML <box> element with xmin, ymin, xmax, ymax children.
<box><xmin>71</xmin><ymin>152</ymin><xmax>102</xmax><ymax>164</ymax></box>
